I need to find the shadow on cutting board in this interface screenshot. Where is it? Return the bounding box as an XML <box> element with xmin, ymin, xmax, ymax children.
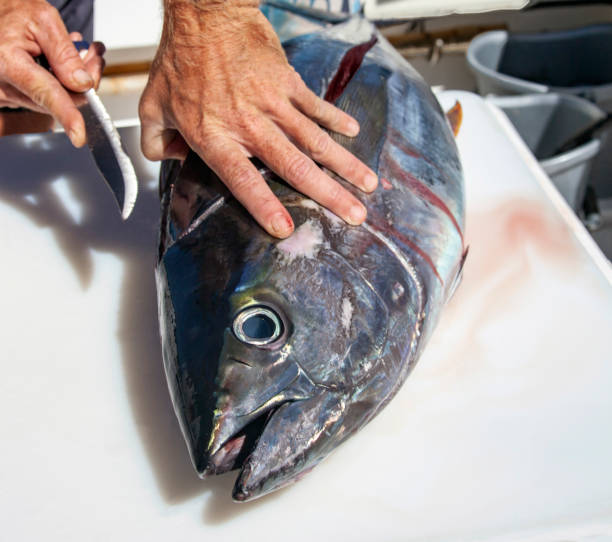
<box><xmin>0</xmin><ymin>128</ymin><xmax>282</xmax><ymax>524</ymax></box>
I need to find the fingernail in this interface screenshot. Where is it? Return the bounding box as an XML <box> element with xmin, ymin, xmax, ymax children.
<box><xmin>70</xmin><ymin>126</ymin><xmax>84</xmax><ymax>147</ymax></box>
<box><xmin>347</xmin><ymin>120</ymin><xmax>360</xmax><ymax>137</ymax></box>
<box><xmin>73</xmin><ymin>68</ymin><xmax>93</xmax><ymax>87</ymax></box>
<box><xmin>271</xmin><ymin>213</ymin><xmax>293</xmax><ymax>238</ymax></box>
<box><xmin>347</xmin><ymin>203</ymin><xmax>367</xmax><ymax>225</ymax></box>
<box><xmin>364</xmin><ymin>172</ymin><xmax>378</xmax><ymax>192</ymax></box>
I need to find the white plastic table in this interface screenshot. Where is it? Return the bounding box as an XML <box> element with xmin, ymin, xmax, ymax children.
<box><xmin>1</xmin><ymin>92</ymin><xmax>611</xmax><ymax>541</ymax></box>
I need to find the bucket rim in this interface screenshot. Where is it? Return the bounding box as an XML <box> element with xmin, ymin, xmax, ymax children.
<box><xmin>540</xmin><ymin>139</ymin><xmax>601</xmax><ymax>175</ymax></box>
<box><xmin>468</xmin><ymin>30</ymin><xmax>612</xmax><ymax>99</ymax></box>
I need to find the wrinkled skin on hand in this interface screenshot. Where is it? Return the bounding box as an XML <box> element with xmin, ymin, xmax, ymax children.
<box><xmin>0</xmin><ymin>0</ymin><xmax>105</xmax><ymax>146</ymax></box>
<box><xmin>140</xmin><ymin>0</ymin><xmax>378</xmax><ymax>238</ymax></box>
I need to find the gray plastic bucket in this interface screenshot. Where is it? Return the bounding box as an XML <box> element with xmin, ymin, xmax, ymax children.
<box><xmin>467</xmin><ymin>29</ymin><xmax>612</xmax><ymax>112</ymax></box>
<box><xmin>488</xmin><ymin>94</ymin><xmax>606</xmax><ymax>211</ymax></box>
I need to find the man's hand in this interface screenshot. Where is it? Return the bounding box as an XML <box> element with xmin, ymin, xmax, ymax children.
<box><xmin>140</xmin><ymin>0</ymin><xmax>378</xmax><ymax>238</ymax></box>
<box><xmin>0</xmin><ymin>0</ymin><xmax>105</xmax><ymax>146</ymax></box>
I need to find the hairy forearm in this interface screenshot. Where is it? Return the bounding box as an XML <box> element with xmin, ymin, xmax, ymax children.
<box><xmin>163</xmin><ymin>0</ymin><xmax>260</xmax><ymax>20</ymax></box>
<box><xmin>161</xmin><ymin>0</ymin><xmax>261</xmax><ymax>45</ymax></box>
<box><xmin>164</xmin><ymin>0</ymin><xmax>259</xmax><ymax>9</ymax></box>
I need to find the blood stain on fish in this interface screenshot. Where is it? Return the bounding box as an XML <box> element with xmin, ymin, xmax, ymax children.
<box><xmin>381</xmin><ymin>177</ymin><xmax>393</xmax><ymax>190</ymax></box>
<box><xmin>324</xmin><ymin>35</ymin><xmax>378</xmax><ymax>104</ymax></box>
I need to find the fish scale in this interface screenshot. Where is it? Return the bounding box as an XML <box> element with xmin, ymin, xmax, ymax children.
<box><xmin>155</xmin><ymin>17</ymin><xmax>464</xmax><ymax>502</ymax></box>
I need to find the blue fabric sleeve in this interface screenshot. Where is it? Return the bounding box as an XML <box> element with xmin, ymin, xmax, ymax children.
<box><xmin>48</xmin><ymin>0</ymin><xmax>94</xmax><ymax>42</ymax></box>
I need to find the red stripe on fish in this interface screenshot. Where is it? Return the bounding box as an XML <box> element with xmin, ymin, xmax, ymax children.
<box><xmin>388</xmin><ymin>128</ymin><xmax>455</xmax><ymax>187</ymax></box>
<box><xmin>393</xmin><ymin>229</ymin><xmax>443</xmax><ymax>284</ymax></box>
<box><xmin>366</xmin><ymin>210</ymin><xmax>443</xmax><ymax>285</ymax></box>
<box><xmin>385</xmin><ymin>157</ymin><xmax>463</xmax><ymax>241</ymax></box>
<box><xmin>324</xmin><ymin>35</ymin><xmax>378</xmax><ymax>103</ymax></box>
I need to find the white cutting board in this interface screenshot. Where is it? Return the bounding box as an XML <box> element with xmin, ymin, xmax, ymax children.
<box><xmin>0</xmin><ymin>92</ymin><xmax>611</xmax><ymax>541</ymax></box>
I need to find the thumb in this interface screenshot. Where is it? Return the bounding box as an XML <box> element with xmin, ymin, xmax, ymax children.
<box><xmin>140</xmin><ymin>91</ymin><xmax>189</xmax><ymax>161</ymax></box>
<box><xmin>141</xmin><ymin>121</ymin><xmax>190</xmax><ymax>162</ymax></box>
<box><xmin>35</xmin><ymin>9</ymin><xmax>93</xmax><ymax>92</ymax></box>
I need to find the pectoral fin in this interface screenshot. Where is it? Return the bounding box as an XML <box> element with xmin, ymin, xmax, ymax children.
<box><xmin>448</xmin><ymin>246</ymin><xmax>469</xmax><ymax>301</ymax></box>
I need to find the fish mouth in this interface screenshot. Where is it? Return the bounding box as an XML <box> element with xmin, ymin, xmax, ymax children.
<box><xmin>203</xmin><ymin>404</ymin><xmax>285</xmax><ymax>479</ymax></box>
<box><xmin>202</xmin><ymin>362</ymin><xmax>319</xmax><ymax>483</ymax></box>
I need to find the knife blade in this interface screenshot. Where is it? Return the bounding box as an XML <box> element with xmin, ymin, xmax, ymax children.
<box><xmin>76</xmin><ymin>84</ymin><xmax>138</xmax><ymax>220</ymax></box>
<box><xmin>38</xmin><ymin>40</ymin><xmax>138</xmax><ymax>220</ymax></box>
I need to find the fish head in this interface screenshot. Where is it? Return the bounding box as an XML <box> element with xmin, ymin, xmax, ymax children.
<box><xmin>209</xmin><ymin>200</ymin><xmax>397</xmax><ymax>501</ymax></box>
<box><xmin>158</xmin><ymin>156</ymin><xmax>408</xmax><ymax>501</ymax></box>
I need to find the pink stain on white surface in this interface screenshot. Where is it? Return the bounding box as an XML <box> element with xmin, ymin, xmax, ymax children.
<box><xmin>415</xmin><ymin>196</ymin><xmax>604</xmax><ymax>387</ymax></box>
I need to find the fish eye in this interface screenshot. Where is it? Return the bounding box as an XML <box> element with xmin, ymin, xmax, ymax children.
<box><xmin>232</xmin><ymin>306</ymin><xmax>283</xmax><ymax>346</ymax></box>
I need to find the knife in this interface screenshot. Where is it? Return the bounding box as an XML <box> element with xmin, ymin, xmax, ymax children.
<box><xmin>38</xmin><ymin>40</ymin><xmax>138</xmax><ymax>220</ymax></box>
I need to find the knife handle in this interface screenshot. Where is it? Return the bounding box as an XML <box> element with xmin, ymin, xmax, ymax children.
<box><xmin>35</xmin><ymin>40</ymin><xmax>91</xmax><ymax>70</ymax></box>
<box><xmin>72</xmin><ymin>40</ymin><xmax>90</xmax><ymax>53</ymax></box>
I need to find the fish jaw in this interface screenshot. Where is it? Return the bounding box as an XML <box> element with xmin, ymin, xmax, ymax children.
<box><xmin>232</xmin><ymin>391</ymin><xmax>346</xmax><ymax>502</ymax></box>
<box><xmin>202</xmin><ymin>340</ymin><xmax>320</xmax><ymax>476</ymax></box>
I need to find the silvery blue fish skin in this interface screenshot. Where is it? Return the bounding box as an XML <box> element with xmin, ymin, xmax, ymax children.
<box><xmin>155</xmin><ymin>17</ymin><xmax>465</xmax><ymax>502</ymax></box>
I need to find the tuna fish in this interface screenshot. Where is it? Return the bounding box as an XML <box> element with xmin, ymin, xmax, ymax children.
<box><xmin>155</xmin><ymin>17</ymin><xmax>465</xmax><ymax>502</ymax></box>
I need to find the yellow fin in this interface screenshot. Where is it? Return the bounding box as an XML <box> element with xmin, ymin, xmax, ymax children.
<box><xmin>446</xmin><ymin>101</ymin><xmax>463</xmax><ymax>137</ymax></box>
